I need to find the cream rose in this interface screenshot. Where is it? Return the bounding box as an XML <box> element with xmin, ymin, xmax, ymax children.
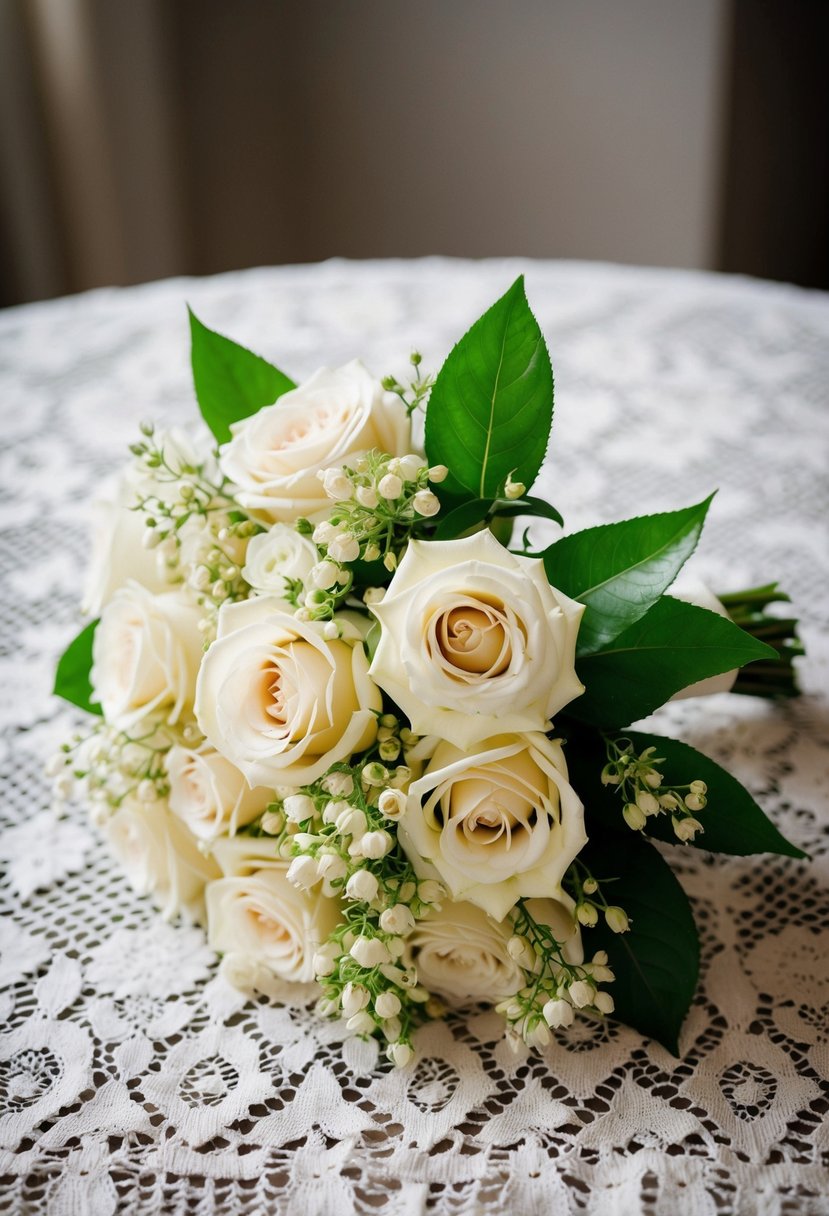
<box><xmin>407</xmin><ymin>896</ymin><xmax>582</xmax><ymax>1007</ymax></box>
<box><xmin>219</xmin><ymin>360</ymin><xmax>410</xmax><ymax>522</ymax></box>
<box><xmin>91</xmin><ymin>583</ymin><xmax>203</xmax><ymax>729</ymax></box>
<box><xmin>369</xmin><ymin>531</ymin><xmax>585</xmax><ymax>749</ymax></box>
<box><xmin>401</xmin><ymin>733</ymin><xmax>587</xmax><ymax>921</ymax></box>
<box><xmin>241</xmin><ymin>523</ymin><xmax>318</xmax><ymax>598</ymax></box>
<box><xmin>195</xmin><ymin>597</ymin><xmax>381</xmax><ymax>788</ymax></box>
<box><xmin>206</xmin><ymin>865</ymin><xmax>341</xmax><ymax>984</ymax></box>
<box><xmin>167</xmin><ymin>745</ymin><xmax>273</xmax><ymax>841</ymax></box>
<box><xmin>104</xmin><ymin>797</ymin><xmax>220</xmax><ymax>923</ymax></box>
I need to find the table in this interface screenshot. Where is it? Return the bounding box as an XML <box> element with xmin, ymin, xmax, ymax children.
<box><xmin>1</xmin><ymin>259</ymin><xmax>827</xmax><ymax>1215</ymax></box>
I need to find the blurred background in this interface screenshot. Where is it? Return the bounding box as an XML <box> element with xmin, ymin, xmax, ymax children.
<box><xmin>1</xmin><ymin>0</ymin><xmax>827</xmax><ymax>308</ymax></box>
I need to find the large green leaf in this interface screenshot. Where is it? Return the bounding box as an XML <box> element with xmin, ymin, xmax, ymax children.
<box><xmin>424</xmin><ymin>277</ymin><xmax>553</xmax><ymax>500</ymax></box>
<box><xmin>543</xmin><ymin>497</ymin><xmax>713</xmax><ymax>655</ymax></box>
<box><xmin>189</xmin><ymin>308</ymin><xmax>296</xmax><ymax>444</ymax></box>
<box><xmin>617</xmin><ymin>732</ymin><xmax>807</xmax><ymax>858</ymax></box>
<box><xmin>570</xmin><ymin>596</ymin><xmax>777</xmax><ymax>728</ymax></box>
<box><xmin>579</xmin><ymin>830</ymin><xmax>699</xmax><ymax>1055</ymax></box>
<box><xmin>53</xmin><ymin>620</ymin><xmax>102</xmax><ymax>716</ymax></box>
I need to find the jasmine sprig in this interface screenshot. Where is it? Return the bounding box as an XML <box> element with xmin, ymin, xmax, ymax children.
<box><xmin>382</xmin><ymin>351</ymin><xmax>435</xmax><ymax>417</ymax></box>
<box><xmin>601</xmin><ymin>737</ymin><xmax>708</xmax><ymax>842</ymax></box>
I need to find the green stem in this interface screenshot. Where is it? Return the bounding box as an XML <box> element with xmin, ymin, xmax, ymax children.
<box><xmin>719</xmin><ymin>583</ymin><xmax>804</xmax><ymax>698</ymax></box>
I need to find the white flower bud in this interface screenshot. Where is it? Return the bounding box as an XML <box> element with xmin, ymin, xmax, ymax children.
<box><xmin>335</xmin><ymin>807</ymin><xmax>367</xmax><ymax>838</ymax></box>
<box><xmin>359</xmin><ymin>830</ymin><xmax>393</xmax><ymax>859</ymax></box>
<box><xmin>356</xmin><ymin>485</ymin><xmax>379</xmax><ymax>509</ymax></box>
<box><xmin>379</xmin><ymin>905</ymin><xmax>415</xmax><ymax>936</ymax></box>
<box><xmin>684</xmin><ymin>792</ymin><xmax>706</xmax><ymax>812</ymax></box>
<box><xmin>341</xmin><ymin>982</ymin><xmax>370</xmax><ymax>1016</ymax></box>
<box><xmin>322</xmin><ymin>772</ymin><xmax>354</xmax><ymax>798</ymax></box>
<box><xmin>283</xmin><ymin>794</ymin><xmax>316</xmax><ymax>823</ymax></box>
<box><xmin>137</xmin><ymin>779</ymin><xmax>158</xmax><ymax>803</ymax></box>
<box><xmin>345</xmin><ymin>869</ymin><xmax>380</xmax><ymax>902</ymax></box>
<box><xmin>582</xmin><ymin>878</ymin><xmax>598</xmax><ymax>896</ymax></box>
<box><xmin>397</xmin><ymin>880</ymin><xmax>417</xmax><ymax>904</ymax></box>
<box><xmin>418</xmin><ymin>880</ymin><xmax>443</xmax><ymax>905</ymax></box>
<box><xmin>321</xmin><ymin>468</ymin><xmax>353</xmax><ymax>500</ymax></box>
<box><xmin>323</xmin><ymin>798</ymin><xmax>352</xmax><ymax>824</ymax></box>
<box><xmin>378</xmin><ymin>738</ymin><xmax>401</xmax><ymax>762</ymax></box>
<box><xmin>577</xmin><ymin>902</ymin><xmax>599</xmax><ymax>927</ymax></box>
<box><xmin>644</xmin><ymin>769</ymin><xmax>663</xmax><ymax>788</ymax></box>
<box><xmin>525</xmin><ymin>1019</ymin><xmax>551</xmax><ymax>1048</ymax></box>
<box><xmin>568</xmin><ymin>980</ymin><xmax>595</xmax><ymax>1009</ymax></box>
<box><xmin>428</xmin><ymin>465</ymin><xmax>449</xmax><ymax>483</ymax></box>
<box><xmin>690</xmin><ymin>780</ymin><xmax>708</xmax><ymax>795</ymax></box>
<box><xmin>594</xmin><ymin>990</ymin><xmax>615</xmax><ymax>1015</ymax></box>
<box><xmin>346</xmin><ymin>1010</ymin><xmax>376</xmax><ymax>1034</ymax></box>
<box><xmin>311</xmin><ymin>560</ymin><xmax>340</xmax><ymax>590</ymax></box>
<box><xmin>503</xmin><ymin>474</ymin><xmax>526</xmax><ymax>501</ymax></box>
<box><xmin>363</xmin><ymin>586</ymin><xmax>386</xmax><ymax>605</ymax></box>
<box><xmin>329</xmin><ymin>533</ymin><xmax>360</xmax><ymax>564</ymax></box>
<box><xmin>386</xmin><ymin>936</ymin><xmax>405</xmax><ymax>960</ymax></box>
<box><xmin>384</xmin><ymin>1015</ymin><xmax>403</xmax><ymax>1041</ymax></box>
<box><xmin>378</xmin><ymin>473</ymin><xmax>404</xmax><ymax>500</ymax></box>
<box><xmin>636</xmin><ymin>790</ymin><xmax>660</xmax><ymax>816</ymax></box>
<box><xmin>411</xmin><ymin>489</ymin><xmax>440</xmax><ymax>517</ymax></box>
<box><xmin>543</xmin><ymin>998</ymin><xmax>575</xmax><ymax>1028</ymax></box>
<box><xmin>383</xmin><ymin>552</ymin><xmax>397</xmax><ymax>572</ymax></box>
<box><xmin>313</xmin><ymin>520</ymin><xmax>342</xmax><ymax>545</ymax></box>
<box><xmin>361</xmin><ymin>762</ymin><xmax>388</xmax><ymax>788</ymax></box>
<box><xmin>375</xmin><ymin>991</ymin><xmax>402</xmax><ymax>1019</ymax></box>
<box><xmin>350</xmin><ymin>936</ymin><xmax>391</xmax><ymax>968</ymax></box>
<box><xmin>396</xmin><ymin>454</ymin><xmax>426</xmax><ymax>482</ymax></box>
<box><xmin>388</xmin><ymin>1041</ymin><xmax>414</xmax><ymax>1068</ymax></box>
<box><xmin>286</xmin><ymin>854</ymin><xmax>319</xmax><ymax>890</ymax></box>
<box><xmin>317</xmin><ymin>852</ymin><xmax>347</xmax><ymax>882</ymax></box>
<box><xmin>507</xmin><ymin>935</ymin><xmax>534</xmax><ymax>966</ymax></box>
<box><xmin>605</xmin><ymin>906</ymin><xmax>630</xmax><ymax>934</ymax></box>
<box><xmin>313</xmin><ymin>943</ymin><xmax>339</xmax><ymax>977</ymax></box>
<box><xmin>673</xmin><ymin>815</ymin><xmax>703</xmax><ymax>842</ymax></box>
<box><xmin>377</xmin><ymin>787</ymin><xmax>407</xmax><ymax>820</ymax></box>
<box><xmin>623</xmin><ymin>802</ymin><xmax>647</xmax><ymax>831</ymax></box>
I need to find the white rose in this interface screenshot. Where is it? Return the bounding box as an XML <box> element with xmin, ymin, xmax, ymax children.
<box><xmin>82</xmin><ymin>472</ymin><xmax>169</xmax><ymax>616</ymax></box>
<box><xmin>167</xmin><ymin>744</ymin><xmax>273</xmax><ymax>841</ymax></box>
<box><xmin>195</xmin><ymin>597</ymin><xmax>380</xmax><ymax>787</ymax></box>
<box><xmin>369</xmin><ymin>531</ymin><xmax>585</xmax><ymax>749</ymax></box>
<box><xmin>669</xmin><ymin>574</ymin><xmax>739</xmax><ymax>698</ymax></box>
<box><xmin>104</xmin><ymin>797</ymin><xmax>220</xmax><ymax>923</ymax></box>
<box><xmin>219</xmin><ymin>361</ymin><xmax>410</xmax><ymax>522</ymax></box>
<box><xmin>210</xmin><ymin>833</ymin><xmax>286</xmax><ymax>877</ymax></box>
<box><xmin>91</xmin><ymin>583</ymin><xmax>203</xmax><ymax>729</ymax></box>
<box><xmin>405</xmin><ymin>899</ymin><xmax>524</xmax><ymax>1006</ymax></box>
<box><xmin>401</xmin><ymin>733</ymin><xmax>587</xmax><ymax>921</ymax></box>
<box><xmin>206</xmin><ymin>866</ymin><xmax>341</xmax><ymax>983</ymax></box>
<box><xmin>241</xmin><ymin>524</ymin><xmax>319</xmax><ymax>598</ymax></box>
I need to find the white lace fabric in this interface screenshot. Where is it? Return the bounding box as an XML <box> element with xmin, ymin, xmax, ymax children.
<box><xmin>1</xmin><ymin>258</ymin><xmax>827</xmax><ymax>1215</ymax></box>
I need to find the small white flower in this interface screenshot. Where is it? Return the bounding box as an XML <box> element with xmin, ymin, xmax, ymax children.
<box><xmin>260</xmin><ymin>810</ymin><xmax>284</xmax><ymax>835</ymax></box>
<box><xmin>341</xmin><ymin>982</ymin><xmax>370</xmax><ymax>1016</ymax></box>
<box><xmin>335</xmin><ymin>807</ymin><xmax>367</xmax><ymax>838</ymax></box>
<box><xmin>379</xmin><ymin>904</ymin><xmax>415</xmax><ymax>936</ymax></box>
<box><xmin>328</xmin><ymin>533</ymin><xmax>360</xmax><ymax>564</ymax></box>
<box><xmin>684</xmin><ymin>793</ymin><xmax>706</xmax><ymax>812</ymax></box>
<box><xmin>346</xmin><ymin>1010</ymin><xmax>376</xmax><ymax>1034</ymax></box>
<box><xmin>428</xmin><ymin>465</ymin><xmax>449</xmax><ymax>483</ymax></box>
<box><xmin>356</xmin><ymin>485</ymin><xmax>379</xmax><ymax>508</ymax></box>
<box><xmin>673</xmin><ymin>816</ymin><xmax>704</xmax><ymax>842</ymax></box>
<box><xmin>377</xmin><ymin>788</ymin><xmax>408</xmax><ymax>820</ymax></box>
<box><xmin>359</xmin><ymin>830</ymin><xmax>393</xmax><ymax>860</ymax></box>
<box><xmin>636</xmin><ymin>790</ymin><xmax>660</xmax><ymax>816</ymax></box>
<box><xmin>568</xmin><ymin>980</ymin><xmax>595</xmax><ymax>1009</ymax></box>
<box><xmin>396</xmin><ymin>454</ymin><xmax>427</xmax><ymax>482</ymax></box>
<box><xmin>363</xmin><ymin>587</ymin><xmax>386</xmax><ymax>605</ymax></box>
<box><xmin>378</xmin><ymin>473</ymin><xmax>404</xmax><ymax>500</ymax></box>
<box><xmin>604</xmin><ymin>906</ymin><xmax>630</xmax><ymax>934</ymax></box>
<box><xmin>417</xmin><ymin>880</ymin><xmax>443</xmax><ymax>905</ymax></box>
<box><xmin>283</xmin><ymin>794</ymin><xmax>316</xmax><ymax>823</ymax></box>
<box><xmin>524</xmin><ymin>1018</ymin><xmax>551</xmax><ymax>1048</ymax></box>
<box><xmin>322</xmin><ymin>799</ymin><xmax>351</xmax><ymax>824</ymax></box>
<box><xmin>321</xmin><ymin>468</ymin><xmax>354</xmax><ymax>500</ymax></box>
<box><xmin>317</xmin><ymin>852</ymin><xmax>348</xmax><ymax>882</ymax></box>
<box><xmin>594</xmin><ymin>990</ymin><xmax>615</xmax><ymax>1014</ymax></box>
<box><xmin>388</xmin><ymin>1041</ymin><xmax>414</xmax><ymax>1067</ymax></box>
<box><xmin>577</xmin><ymin>903</ymin><xmax>599</xmax><ymax>927</ymax></box>
<box><xmin>350</xmin><ymin>936</ymin><xmax>391</xmax><ymax>968</ymax></box>
<box><xmin>313</xmin><ymin>943</ymin><xmax>339</xmax><ymax>976</ymax></box>
<box><xmin>345</xmin><ymin>869</ymin><xmax>379</xmax><ymax>902</ymax></box>
<box><xmin>313</xmin><ymin>521</ymin><xmax>342</xmax><ymax>545</ymax></box>
<box><xmin>543</xmin><ymin>998</ymin><xmax>574</xmax><ymax>1028</ymax></box>
<box><xmin>412</xmin><ymin>489</ymin><xmax>440</xmax><ymax>517</ymax></box>
<box><xmin>623</xmin><ymin>802</ymin><xmax>647</xmax><ymax>831</ymax></box>
<box><xmin>322</xmin><ymin>772</ymin><xmax>354</xmax><ymax>798</ymax></box>
<box><xmin>375</xmin><ymin>991</ymin><xmax>402</xmax><ymax>1019</ymax></box>
<box><xmin>310</xmin><ymin>560</ymin><xmax>340</xmax><ymax>590</ymax></box>
<box><xmin>286</xmin><ymin>854</ymin><xmax>319</xmax><ymax>891</ymax></box>
<box><xmin>503</xmin><ymin>474</ymin><xmax>526</xmax><ymax>501</ymax></box>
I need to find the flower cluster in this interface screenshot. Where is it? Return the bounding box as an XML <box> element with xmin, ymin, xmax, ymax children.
<box><xmin>53</xmin><ymin>286</ymin><xmax>803</xmax><ymax>1067</ymax></box>
<box><xmin>602</xmin><ymin>739</ymin><xmax>708</xmax><ymax>842</ymax></box>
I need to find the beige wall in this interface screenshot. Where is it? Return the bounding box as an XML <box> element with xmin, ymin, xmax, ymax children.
<box><xmin>1</xmin><ymin>0</ymin><xmax>729</xmax><ymax>302</ymax></box>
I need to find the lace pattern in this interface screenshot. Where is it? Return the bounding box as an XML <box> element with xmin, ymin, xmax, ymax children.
<box><xmin>1</xmin><ymin>259</ymin><xmax>827</xmax><ymax>1214</ymax></box>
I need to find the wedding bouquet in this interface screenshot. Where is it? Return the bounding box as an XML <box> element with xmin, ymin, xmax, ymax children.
<box><xmin>52</xmin><ymin>278</ymin><xmax>806</xmax><ymax>1065</ymax></box>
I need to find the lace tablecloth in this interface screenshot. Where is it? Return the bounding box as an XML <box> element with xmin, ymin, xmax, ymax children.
<box><xmin>1</xmin><ymin>258</ymin><xmax>828</xmax><ymax>1215</ymax></box>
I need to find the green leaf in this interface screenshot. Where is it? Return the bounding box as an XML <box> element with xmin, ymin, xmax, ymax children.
<box><xmin>616</xmin><ymin>731</ymin><xmax>807</xmax><ymax>858</ymax></box>
<box><xmin>433</xmin><ymin>494</ymin><xmax>563</xmax><ymax>541</ymax></box>
<box><xmin>53</xmin><ymin>620</ymin><xmax>102</xmax><ymax>716</ymax></box>
<box><xmin>580</xmin><ymin>830</ymin><xmax>699</xmax><ymax>1055</ymax></box>
<box><xmin>570</xmin><ymin>596</ymin><xmax>778</xmax><ymax>728</ymax></box>
<box><xmin>424</xmin><ymin>276</ymin><xmax>554</xmax><ymax>500</ymax></box>
<box><xmin>544</xmin><ymin>497</ymin><xmax>713</xmax><ymax>655</ymax></box>
<box><xmin>188</xmin><ymin>307</ymin><xmax>296</xmax><ymax>444</ymax></box>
